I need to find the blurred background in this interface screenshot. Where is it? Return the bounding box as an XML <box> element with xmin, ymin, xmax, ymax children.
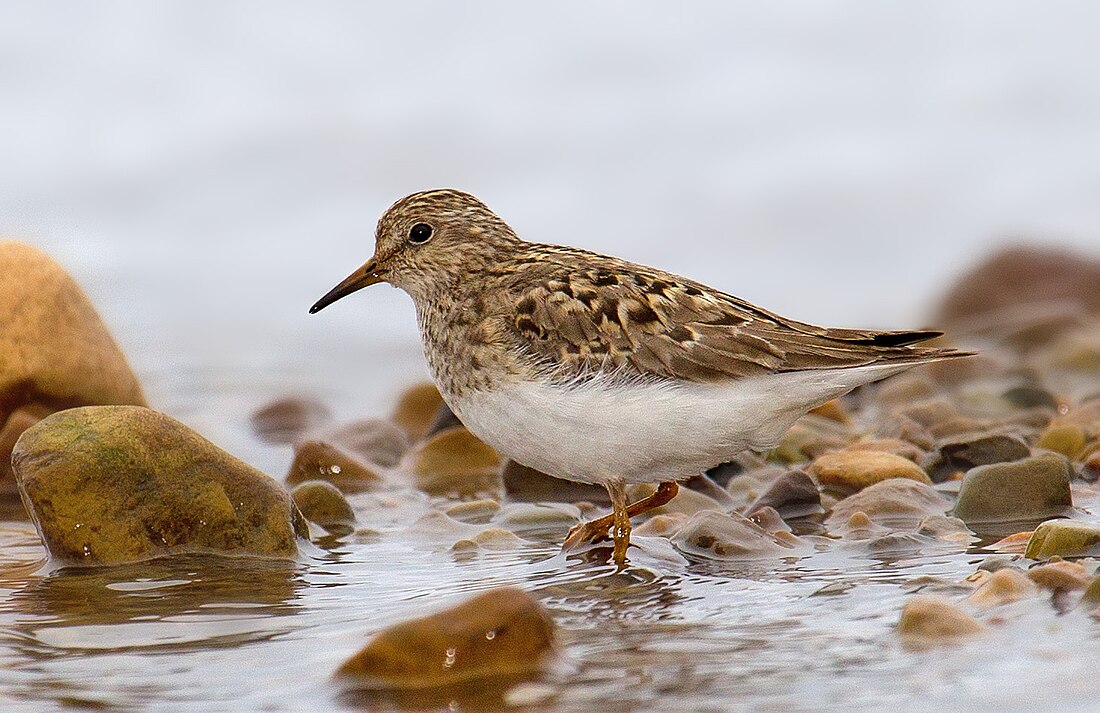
<box><xmin>1</xmin><ymin>2</ymin><xmax>1098</xmax><ymax>464</ymax></box>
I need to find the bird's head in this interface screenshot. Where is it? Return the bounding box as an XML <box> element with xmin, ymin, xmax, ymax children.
<box><xmin>309</xmin><ymin>189</ymin><xmax>518</xmax><ymax>312</ymax></box>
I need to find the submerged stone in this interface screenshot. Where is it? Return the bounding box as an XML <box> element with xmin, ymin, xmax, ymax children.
<box><xmin>0</xmin><ymin>242</ymin><xmax>147</xmax><ymax>498</ymax></box>
<box><xmin>953</xmin><ymin>454</ymin><xmax>1073</xmax><ymax>526</ymax></box>
<box><xmin>291</xmin><ymin>480</ymin><xmax>356</xmax><ymax>532</ymax></box>
<box><xmin>967</xmin><ymin>567</ymin><xmax>1038</xmax><ymax>607</ymax></box>
<box><xmin>318</xmin><ymin>418</ymin><xmax>410</xmax><ymax>469</ymax></box>
<box><xmin>809</xmin><ymin>450</ymin><xmax>931</xmax><ymax>495</ymax></box>
<box><xmin>1024</xmin><ymin>519</ymin><xmax>1100</xmax><ymax>560</ymax></box>
<box><xmin>897</xmin><ymin>595</ymin><xmax>984</xmax><ymax>647</ymax></box>
<box><xmin>336</xmin><ymin>587</ymin><xmax>556</xmax><ymax>688</ymax></box>
<box><xmin>671</xmin><ymin>511</ymin><xmax>796</xmax><ymax>560</ymax></box>
<box><xmin>1027</xmin><ymin>560</ymin><xmax>1091</xmax><ymax>591</ymax></box>
<box><xmin>404</xmin><ymin>427</ymin><xmax>502</xmax><ymax>498</ymax></box>
<box><xmin>826</xmin><ymin>479</ymin><xmax>951</xmax><ymax>529</ymax></box>
<box><xmin>13</xmin><ymin>406</ymin><xmax>307</xmax><ymax>565</ymax></box>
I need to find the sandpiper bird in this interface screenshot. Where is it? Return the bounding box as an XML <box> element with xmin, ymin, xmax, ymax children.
<box><xmin>310</xmin><ymin>189</ymin><xmax>969</xmax><ymax>569</ymax></box>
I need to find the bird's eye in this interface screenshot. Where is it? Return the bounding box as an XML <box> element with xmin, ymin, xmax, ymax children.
<box><xmin>408</xmin><ymin>223</ymin><xmax>433</xmax><ymax>244</ymax></box>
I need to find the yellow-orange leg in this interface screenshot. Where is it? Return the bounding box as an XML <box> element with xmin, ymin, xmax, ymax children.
<box><xmin>561</xmin><ymin>481</ymin><xmax>680</xmax><ymax>569</ymax></box>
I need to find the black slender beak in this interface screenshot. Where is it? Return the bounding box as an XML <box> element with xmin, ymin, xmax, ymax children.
<box><xmin>309</xmin><ymin>258</ymin><xmax>386</xmax><ymax>314</ymax></box>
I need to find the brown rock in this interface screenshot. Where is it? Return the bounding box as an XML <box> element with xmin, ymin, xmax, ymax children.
<box><xmin>924</xmin><ymin>434</ymin><xmax>1031</xmax><ymax>483</ymax></box>
<box><xmin>967</xmin><ymin>567</ymin><xmax>1037</xmax><ymax>607</ymax></box>
<box><xmin>502</xmin><ymin>459</ymin><xmax>609</xmax><ymax>504</ymax></box>
<box><xmin>897</xmin><ymin>595</ymin><xmax>984</xmax><ymax>647</ymax></box>
<box><xmin>953</xmin><ymin>453</ymin><xmax>1073</xmax><ymax>527</ymax></box>
<box><xmin>250</xmin><ymin>395</ymin><xmax>332</xmax><ymax>445</ymax></box>
<box><xmin>1027</xmin><ymin>560</ymin><xmax>1091</xmax><ymax>591</ymax></box>
<box><xmin>810</xmin><ymin>450</ymin><xmax>931</xmax><ymax>495</ymax></box>
<box><xmin>404</xmin><ymin>427</ymin><xmax>501</xmax><ymax>498</ymax></box>
<box><xmin>13</xmin><ymin>406</ymin><xmax>307</xmax><ymax>565</ymax></box>
<box><xmin>287</xmin><ymin>439</ymin><xmax>385</xmax><ymax>493</ymax></box>
<box><xmin>291</xmin><ymin>480</ymin><xmax>356</xmax><ymax>532</ymax></box>
<box><xmin>0</xmin><ymin>243</ymin><xmax>146</xmax><ymax>498</ymax></box>
<box><xmin>318</xmin><ymin>418</ymin><xmax>410</xmax><ymax>469</ymax></box>
<box><xmin>743</xmin><ymin>469</ymin><xmax>823</xmax><ymax>520</ymax></box>
<box><xmin>391</xmin><ymin>382</ymin><xmax>445</xmax><ymax>441</ymax></box>
<box><xmin>424</xmin><ymin>402</ymin><xmax>463</xmax><ymax>440</ymax></box>
<box><xmin>845</xmin><ymin>438</ymin><xmax>926</xmax><ymax>463</ymax></box>
<box><xmin>336</xmin><ymin>587</ymin><xmax>556</xmax><ymax>688</ymax></box>
<box><xmin>935</xmin><ymin>245</ymin><xmax>1100</xmax><ymax>329</ymax></box>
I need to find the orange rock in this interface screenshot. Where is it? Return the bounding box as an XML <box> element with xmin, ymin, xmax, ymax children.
<box><xmin>404</xmin><ymin>427</ymin><xmax>501</xmax><ymax>498</ymax></box>
<box><xmin>808</xmin><ymin>400</ymin><xmax>850</xmax><ymax>424</ymax></box>
<box><xmin>391</xmin><ymin>382</ymin><xmax>445</xmax><ymax>441</ymax></box>
<box><xmin>810</xmin><ymin>450</ymin><xmax>931</xmax><ymax>494</ymax></box>
<box><xmin>987</xmin><ymin>531</ymin><xmax>1034</xmax><ymax>554</ymax></box>
<box><xmin>967</xmin><ymin>568</ymin><xmax>1038</xmax><ymax>607</ymax></box>
<box><xmin>897</xmin><ymin>595</ymin><xmax>984</xmax><ymax>647</ymax></box>
<box><xmin>1027</xmin><ymin>560</ymin><xmax>1090</xmax><ymax>591</ymax></box>
<box><xmin>0</xmin><ymin>242</ymin><xmax>146</xmax><ymax>498</ymax></box>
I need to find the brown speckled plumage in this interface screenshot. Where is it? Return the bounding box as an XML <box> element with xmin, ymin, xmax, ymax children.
<box><xmin>351</xmin><ymin>189</ymin><xmax>966</xmax><ymax>397</ymax></box>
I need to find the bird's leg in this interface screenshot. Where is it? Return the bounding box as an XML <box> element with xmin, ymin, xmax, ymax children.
<box><xmin>606</xmin><ymin>478</ymin><xmax>631</xmax><ymax>570</ymax></box>
<box><xmin>561</xmin><ymin>481</ymin><xmax>680</xmax><ymax>564</ymax></box>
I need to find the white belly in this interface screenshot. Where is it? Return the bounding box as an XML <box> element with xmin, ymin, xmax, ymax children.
<box><xmin>448</xmin><ymin>363</ymin><xmax>913</xmax><ymax>485</ymax></box>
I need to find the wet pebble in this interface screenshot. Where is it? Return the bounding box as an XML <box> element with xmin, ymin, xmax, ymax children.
<box><xmin>336</xmin><ymin>587</ymin><xmax>556</xmax><ymax>689</ymax></box>
<box><xmin>317</xmin><ymin>418</ymin><xmax>410</xmax><ymax>469</ymax></box>
<box><xmin>286</xmin><ymin>439</ymin><xmax>385</xmax><ymax>493</ymax></box>
<box><xmin>809</xmin><ymin>450</ymin><xmax>931</xmax><ymax>495</ymax></box>
<box><xmin>13</xmin><ymin>406</ymin><xmax>307</xmax><ymax>565</ymax></box>
<box><xmin>743</xmin><ymin>469</ymin><xmax>823</xmax><ymax>521</ymax></box>
<box><xmin>1036</xmin><ymin>423</ymin><xmax>1088</xmax><ymax>460</ymax></box>
<box><xmin>966</xmin><ymin>567</ymin><xmax>1037</xmax><ymax>607</ymax></box>
<box><xmin>403</xmin><ymin>427</ymin><xmax>502</xmax><ymax>499</ymax></box>
<box><xmin>897</xmin><ymin>595</ymin><xmax>984</xmax><ymax>648</ymax></box>
<box><xmin>627</xmin><ymin>482</ymin><xmax>721</xmax><ymax>518</ymax></box>
<box><xmin>924</xmin><ymin>434</ymin><xmax>1031</xmax><ymax>483</ymax></box>
<box><xmin>490</xmin><ymin>503</ymin><xmax>581</xmax><ymax>531</ymax></box>
<box><xmin>826</xmin><ymin>479</ymin><xmax>951</xmax><ymax>530</ymax></box>
<box><xmin>290</xmin><ymin>480</ymin><xmax>356</xmax><ymax>533</ymax></box>
<box><xmin>1026</xmin><ymin>560</ymin><xmax>1091</xmax><ymax>591</ymax></box>
<box><xmin>1024</xmin><ymin>519</ymin><xmax>1100</xmax><ymax>560</ymax></box>
<box><xmin>671</xmin><ymin>511</ymin><xmax>796</xmax><ymax>560</ymax></box>
<box><xmin>953</xmin><ymin>453</ymin><xmax>1073</xmax><ymax>527</ymax></box>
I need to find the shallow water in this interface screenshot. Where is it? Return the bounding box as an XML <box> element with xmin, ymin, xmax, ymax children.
<box><xmin>3</xmin><ymin>469</ymin><xmax>1100</xmax><ymax>712</ymax></box>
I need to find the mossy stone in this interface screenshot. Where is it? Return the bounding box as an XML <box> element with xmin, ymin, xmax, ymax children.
<box><xmin>13</xmin><ymin>406</ymin><xmax>307</xmax><ymax>565</ymax></box>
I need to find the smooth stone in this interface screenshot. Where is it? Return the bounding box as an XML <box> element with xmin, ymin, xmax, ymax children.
<box><xmin>424</xmin><ymin>402</ymin><xmax>463</xmax><ymax>439</ymax></box>
<box><xmin>250</xmin><ymin>395</ymin><xmax>332</xmax><ymax>445</ymax></box>
<box><xmin>290</xmin><ymin>480</ymin><xmax>356</xmax><ymax>532</ymax></box>
<box><xmin>896</xmin><ymin>399</ymin><xmax>960</xmax><ymax>429</ymax></box>
<box><xmin>501</xmin><ymin>460</ymin><xmax>609</xmax><ymax>505</ymax></box>
<box><xmin>916</xmin><ymin>515</ymin><xmax>973</xmax><ymax>544</ymax></box>
<box><xmin>452</xmin><ymin>527</ymin><xmax>526</xmax><ymax>552</ymax></box>
<box><xmin>13</xmin><ymin>406</ymin><xmax>307</xmax><ymax>565</ymax></box>
<box><xmin>966</xmin><ymin>567</ymin><xmax>1038</xmax><ymax>607</ymax></box>
<box><xmin>1024</xmin><ymin>519</ymin><xmax>1100</xmax><ymax>559</ymax></box>
<box><xmin>316</xmin><ymin>418</ymin><xmax>410</xmax><ymax>469</ymax></box>
<box><xmin>683</xmin><ymin>474</ymin><xmax>738</xmax><ymax>509</ymax></box>
<box><xmin>671</xmin><ymin>511</ymin><xmax>796</xmax><ymax>560</ymax></box>
<box><xmin>1002</xmin><ymin>385</ymin><xmax>1059</xmax><ymax>411</ymax></box>
<box><xmin>925</xmin><ymin>434</ymin><xmax>1031</xmax><ymax>483</ymax></box>
<box><xmin>391</xmin><ymin>382</ymin><xmax>445</xmax><ymax>442</ymax></box>
<box><xmin>1027</xmin><ymin>560</ymin><xmax>1091</xmax><ymax>591</ymax></box>
<box><xmin>844</xmin><ymin>438</ymin><xmax>925</xmax><ymax>463</ymax></box>
<box><xmin>1081</xmin><ymin>574</ymin><xmax>1100</xmax><ymax>605</ymax></box>
<box><xmin>445</xmin><ymin>499</ymin><xmax>502</xmax><ymax>524</ymax></box>
<box><xmin>826</xmin><ymin>479</ymin><xmax>951</xmax><ymax>529</ymax></box>
<box><xmin>336</xmin><ymin>587</ymin><xmax>556</xmax><ymax>687</ymax></box>
<box><xmin>897</xmin><ymin>595</ymin><xmax>984</xmax><ymax>647</ymax></box>
<box><xmin>953</xmin><ymin>454</ymin><xmax>1073</xmax><ymax>526</ymax></box>
<box><xmin>748</xmin><ymin>506</ymin><xmax>791</xmax><ymax>534</ymax></box>
<box><xmin>0</xmin><ymin>243</ymin><xmax>147</xmax><ymax>497</ymax></box>
<box><xmin>490</xmin><ymin>502</ymin><xmax>581</xmax><ymax>531</ymax></box>
<box><xmin>633</xmin><ymin>513</ymin><xmax>690</xmax><ymax>538</ymax></box>
<box><xmin>724</xmin><ymin>464</ymin><xmax>789</xmax><ymax>510</ymax></box>
<box><xmin>874</xmin><ymin>413</ymin><xmax>935</xmax><ymax>451</ymax></box>
<box><xmin>986</xmin><ymin>531</ymin><xmax>1035</xmax><ymax>555</ymax></box>
<box><xmin>809</xmin><ymin>450</ymin><xmax>931</xmax><ymax>495</ymax></box>
<box><xmin>769</xmin><ymin>415</ymin><xmax>853</xmax><ymax>464</ymax></box>
<box><xmin>286</xmin><ymin>439</ymin><xmax>385</xmax><ymax>494</ymax></box>
<box><xmin>627</xmin><ymin>482</ymin><xmax>722</xmax><ymax>518</ymax></box>
<box><xmin>1036</xmin><ymin>423</ymin><xmax>1088</xmax><ymax>459</ymax></box>
<box><xmin>404</xmin><ymin>427</ymin><xmax>502</xmax><ymax>499</ymax></box>
<box><xmin>935</xmin><ymin>245</ymin><xmax>1100</xmax><ymax>328</ymax></box>
<box><xmin>743</xmin><ymin>469</ymin><xmax>823</xmax><ymax>521</ymax></box>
